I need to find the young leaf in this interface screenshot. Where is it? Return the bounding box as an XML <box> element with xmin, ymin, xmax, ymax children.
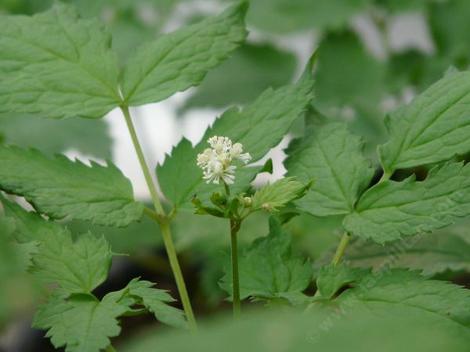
<box><xmin>33</xmin><ymin>231</ymin><xmax>112</xmax><ymax>295</ymax></box>
<box><xmin>220</xmin><ymin>217</ymin><xmax>312</xmax><ymax>304</ymax></box>
<box><xmin>34</xmin><ymin>293</ymin><xmax>128</xmax><ymax>352</ymax></box>
<box><xmin>379</xmin><ymin>71</ymin><xmax>470</xmax><ymax>174</ymax></box>
<box><xmin>251</xmin><ymin>177</ymin><xmax>309</xmax><ymax>212</ymax></box>
<box><xmin>0</xmin><ymin>3</ymin><xmax>121</xmax><ymax>119</ymax></box>
<box><xmin>323</xmin><ymin>230</ymin><xmax>470</xmax><ymax>275</ymax></box>
<box><xmin>343</xmin><ymin>162</ymin><xmax>470</xmax><ymax>243</ymax></box>
<box><xmin>124</xmin><ymin>279</ymin><xmax>187</xmax><ymax>329</ymax></box>
<box><xmin>0</xmin><ymin>146</ymin><xmax>144</xmax><ymax>227</ymax></box>
<box><xmin>121</xmin><ymin>2</ymin><xmax>248</xmax><ymax>106</ymax></box>
<box><xmin>158</xmin><ymin>60</ymin><xmax>315</xmax><ymax>208</ymax></box>
<box><xmin>286</xmin><ymin>122</ymin><xmax>374</xmax><ymax>216</ymax></box>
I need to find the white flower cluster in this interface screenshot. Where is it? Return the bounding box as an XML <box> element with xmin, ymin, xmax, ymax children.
<box><xmin>197</xmin><ymin>136</ymin><xmax>251</xmax><ymax>185</ymax></box>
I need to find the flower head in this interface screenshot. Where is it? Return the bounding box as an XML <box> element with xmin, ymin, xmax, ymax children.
<box><xmin>197</xmin><ymin>136</ymin><xmax>252</xmax><ymax>185</ymax></box>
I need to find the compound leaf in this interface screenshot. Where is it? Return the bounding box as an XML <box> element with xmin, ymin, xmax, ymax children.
<box><xmin>379</xmin><ymin>71</ymin><xmax>470</xmax><ymax>174</ymax></box>
<box><xmin>344</xmin><ymin>162</ymin><xmax>470</xmax><ymax>243</ymax></box>
<box><xmin>121</xmin><ymin>2</ymin><xmax>247</xmax><ymax>106</ymax></box>
<box><xmin>0</xmin><ymin>145</ymin><xmax>144</xmax><ymax>227</ymax></box>
<box><xmin>0</xmin><ymin>3</ymin><xmax>121</xmax><ymax>119</ymax></box>
<box><xmin>220</xmin><ymin>217</ymin><xmax>312</xmax><ymax>304</ymax></box>
<box><xmin>286</xmin><ymin>122</ymin><xmax>374</xmax><ymax>216</ymax></box>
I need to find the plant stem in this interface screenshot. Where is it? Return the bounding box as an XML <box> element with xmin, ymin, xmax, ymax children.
<box><xmin>379</xmin><ymin>170</ymin><xmax>392</xmax><ymax>184</ymax></box>
<box><xmin>230</xmin><ymin>219</ymin><xmax>241</xmax><ymax>318</ymax></box>
<box><xmin>331</xmin><ymin>232</ymin><xmax>351</xmax><ymax>266</ymax></box>
<box><xmin>120</xmin><ymin>106</ymin><xmax>197</xmax><ymax>331</ymax></box>
<box><xmin>105</xmin><ymin>345</ymin><xmax>116</xmax><ymax>352</ymax></box>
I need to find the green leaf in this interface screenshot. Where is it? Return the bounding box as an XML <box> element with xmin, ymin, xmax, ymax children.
<box><xmin>326</xmin><ymin>229</ymin><xmax>470</xmax><ymax>275</ymax></box>
<box><xmin>158</xmin><ymin>61</ymin><xmax>315</xmax><ymax>208</ymax></box>
<box><xmin>220</xmin><ymin>217</ymin><xmax>312</xmax><ymax>303</ymax></box>
<box><xmin>0</xmin><ymin>3</ymin><xmax>121</xmax><ymax>119</ymax></box>
<box><xmin>124</xmin><ymin>279</ymin><xmax>187</xmax><ymax>329</ymax></box>
<box><xmin>34</xmin><ymin>292</ymin><xmax>128</xmax><ymax>352</ymax></box>
<box><xmin>0</xmin><ymin>113</ymin><xmax>112</xmax><ymax>158</ymax></box>
<box><xmin>121</xmin><ymin>2</ymin><xmax>248</xmax><ymax>106</ymax></box>
<box><xmin>329</xmin><ymin>270</ymin><xmax>470</xmax><ymax>328</ymax></box>
<box><xmin>121</xmin><ymin>292</ymin><xmax>470</xmax><ymax>352</ymax></box>
<box><xmin>237</xmin><ymin>0</ymin><xmax>370</xmax><ymax>33</ymax></box>
<box><xmin>0</xmin><ymin>145</ymin><xmax>144</xmax><ymax>227</ymax></box>
<box><xmin>286</xmin><ymin>122</ymin><xmax>374</xmax><ymax>216</ymax></box>
<box><xmin>33</xmin><ymin>231</ymin><xmax>112</xmax><ymax>294</ymax></box>
<box><xmin>251</xmin><ymin>177</ymin><xmax>309</xmax><ymax>212</ymax></box>
<box><xmin>315</xmin><ymin>264</ymin><xmax>366</xmax><ymax>300</ymax></box>
<box><xmin>182</xmin><ymin>43</ymin><xmax>297</xmax><ymax>109</ymax></box>
<box><xmin>343</xmin><ymin>162</ymin><xmax>470</xmax><ymax>243</ymax></box>
<box><xmin>379</xmin><ymin>71</ymin><xmax>470</xmax><ymax>174</ymax></box>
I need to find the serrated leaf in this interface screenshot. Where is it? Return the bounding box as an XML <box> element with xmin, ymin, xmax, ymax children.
<box><xmin>344</xmin><ymin>162</ymin><xmax>470</xmax><ymax>243</ymax></box>
<box><xmin>379</xmin><ymin>71</ymin><xmax>470</xmax><ymax>174</ymax></box>
<box><xmin>34</xmin><ymin>293</ymin><xmax>127</xmax><ymax>352</ymax></box>
<box><xmin>326</xmin><ymin>229</ymin><xmax>470</xmax><ymax>275</ymax></box>
<box><xmin>286</xmin><ymin>122</ymin><xmax>374</xmax><ymax>216</ymax></box>
<box><xmin>315</xmin><ymin>264</ymin><xmax>366</xmax><ymax>300</ymax></box>
<box><xmin>220</xmin><ymin>217</ymin><xmax>312</xmax><ymax>303</ymax></box>
<box><xmin>0</xmin><ymin>145</ymin><xmax>144</xmax><ymax>227</ymax></box>
<box><xmin>124</xmin><ymin>279</ymin><xmax>187</xmax><ymax>329</ymax></box>
<box><xmin>121</xmin><ymin>2</ymin><xmax>247</xmax><ymax>106</ymax></box>
<box><xmin>0</xmin><ymin>3</ymin><xmax>121</xmax><ymax>119</ymax></box>
<box><xmin>33</xmin><ymin>231</ymin><xmax>112</xmax><ymax>294</ymax></box>
<box><xmin>251</xmin><ymin>177</ymin><xmax>309</xmax><ymax>212</ymax></box>
<box><xmin>158</xmin><ymin>62</ymin><xmax>315</xmax><ymax>208</ymax></box>
<box><xmin>182</xmin><ymin>43</ymin><xmax>297</xmax><ymax>109</ymax></box>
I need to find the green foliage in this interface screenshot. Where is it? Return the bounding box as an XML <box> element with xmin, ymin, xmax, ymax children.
<box><xmin>121</xmin><ymin>2</ymin><xmax>248</xmax><ymax>106</ymax></box>
<box><xmin>0</xmin><ymin>114</ymin><xmax>112</xmax><ymax>158</ymax></box>
<box><xmin>158</xmin><ymin>60</ymin><xmax>315</xmax><ymax>208</ymax></box>
<box><xmin>286</xmin><ymin>122</ymin><xmax>374</xmax><ymax>216</ymax></box>
<box><xmin>33</xmin><ymin>293</ymin><xmax>128</xmax><ymax>352</ymax></box>
<box><xmin>33</xmin><ymin>231</ymin><xmax>112</xmax><ymax>294</ymax></box>
<box><xmin>0</xmin><ymin>3</ymin><xmax>121</xmax><ymax>119</ymax></box>
<box><xmin>251</xmin><ymin>178</ymin><xmax>309</xmax><ymax>212</ymax></box>
<box><xmin>379</xmin><ymin>71</ymin><xmax>470</xmax><ymax>174</ymax></box>
<box><xmin>315</xmin><ymin>264</ymin><xmax>365</xmax><ymax>299</ymax></box>
<box><xmin>182</xmin><ymin>43</ymin><xmax>297</xmax><ymax>109</ymax></box>
<box><xmin>220</xmin><ymin>217</ymin><xmax>312</xmax><ymax>304</ymax></box>
<box><xmin>0</xmin><ymin>145</ymin><xmax>144</xmax><ymax>227</ymax></box>
<box><xmin>344</xmin><ymin>162</ymin><xmax>470</xmax><ymax>243</ymax></box>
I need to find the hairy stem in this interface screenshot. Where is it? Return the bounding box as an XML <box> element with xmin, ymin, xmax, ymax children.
<box><xmin>120</xmin><ymin>106</ymin><xmax>197</xmax><ymax>331</ymax></box>
<box><xmin>331</xmin><ymin>232</ymin><xmax>351</xmax><ymax>266</ymax></box>
<box><xmin>230</xmin><ymin>219</ymin><xmax>241</xmax><ymax>318</ymax></box>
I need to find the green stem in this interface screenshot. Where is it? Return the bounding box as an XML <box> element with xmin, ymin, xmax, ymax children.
<box><xmin>379</xmin><ymin>170</ymin><xmax>392</xmax><ymax>184</ymax></box>
<box><xmin>120</xmin><ymin>106</ymin><xmax>197</xmax><ymax>331</ymax></box>
<box><xmin>230</xmin><ymin>219</ymin><xmax>241</xmax><ymax>318</ymax></box>
<box><xmin>331</xmin><ymin>232</ymin><xmax>351</xmax><ymax>266</ymax></box>
<box><xmin>105</xmin><ymin>345</ymin><xmax>116</xmax><ymax>352</ymax></box>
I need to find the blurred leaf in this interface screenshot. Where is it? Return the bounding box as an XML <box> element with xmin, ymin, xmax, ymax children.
<box><xmin>220</xmin><ymin>217</ymin><xmax>312</xmax><ymax>304</ymax></box>
<box><xmin>232</xmin><ymin>0</ymin><xmax>370</xmax><ymax>33</ymax></box>
<box><xmin>321</xmin><ymin>228</ymin><xmax>470</xmax><ymax>275</ymax></box>
<box><xmin>0</xmin><ymin>3</ymin><xmax>121</xmax><ymax>119</ymax></box>
<box><xmin>429</xmin><ymin>0</ymin><xmax>470</xmax><ymax>65</ymax></box>
<box><xmin>344</xmin><ymin>162</ymin><xmax>470</xmax><ymax>243</ymax></box>
<box><xmin>183</xmin><ymin>43</ymin><xmax>297</xmax><ymax>109</ymax></box>
<box><xmin>286</xmin><ymin>122</ymin><xmax>374</xmax><ymax>216</ymax></box>
<box><xmin>0</xmin><ymin>114</ymin><xmax>112</xmax><ymax>158</ymax></box>
<box><xmin>158</xmin><ymin>61</ymin><xmax>314</xmax><ymax>208</ymax></box>
<box><xmin>121</xmin><ymin>2</ymin><xmax>248</xmax><ymax>106</ymax></box>
<box><xmin>0</xmin><ymin>145</ymin><xmax>144</xmax><ymax>227</ymax></box>
<box><xmin>374</xmin><ymin>0</ymin><xmax>431</xmax><ymax>12</ymax></box>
